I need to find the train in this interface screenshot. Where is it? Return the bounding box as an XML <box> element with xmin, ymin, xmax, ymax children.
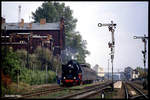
<box><xmin>59</xmin><ymin>60</ymin><xmax>99</xmax><ymax>86</ymax></box>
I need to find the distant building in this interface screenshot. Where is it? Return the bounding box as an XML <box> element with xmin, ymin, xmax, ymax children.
<box><xmin>124</xmin><ymin>67</ymin><xmax>133</xmax><ymax>80</ymax></box>
<box><xmin>132</xmin><ymin>69</ymin><xmax>140</xmax><ymax>79</ymax></box>
<box><xmin>93</xmin><ymin>64</ymin><xmax>104</xmax><ymax>77</ymax></box>
<box><xmin>120</xmin><ymin>72</ymin><xmax>126</xmax><ymax>80</ymax></box>
<box><xmin>104</xmin><ymin>73</ymin><xmax>119</xmax><ymax>81</ymax></box>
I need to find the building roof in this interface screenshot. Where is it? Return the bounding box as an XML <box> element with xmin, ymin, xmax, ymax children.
<box><xmin>2</xmin><ymin>22</ymin><xmax>60</xmax><ymax>30</ymax></box>
<box><xmin>132</xmin><ymin>69</ymin><xmax>139</xmax><ymax>74</ymax></box>
<box><xmin>124</xmin><ymin>67</ymin><xmax>133</xmax><ymax>71</ymax></box>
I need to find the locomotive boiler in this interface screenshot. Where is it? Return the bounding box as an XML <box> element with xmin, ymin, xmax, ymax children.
<box><xmin>61</xmin><ymin>60</ymin><xmax>98</xmax><ymax>86</ymax></box>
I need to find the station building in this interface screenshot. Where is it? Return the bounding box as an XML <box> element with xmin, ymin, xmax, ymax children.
<box><xmin>132</xmin><ymin>69</ymin><xmax>140</xmax><ymax>79</ymax></box>
<box><xmin>124</xmin><ymin>67</ymin><xmax>133</xmax><ymax>80</ymax></box>
<box><xmin>1</xmin><ymin>17</ymin><xmax>65</xmax><ymax>56</ymax></box>
<box><xmin>93</xmin><ymin>64</ymin><xmax>104</xmax><ymax>77</ymax></box>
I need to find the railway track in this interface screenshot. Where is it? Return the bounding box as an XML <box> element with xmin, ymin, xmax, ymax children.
<box><xmin>123</xmin><ymin>82</ymin><xmax>129</xmax><ymax>99</ymax></box>
<box><xmin>21</xmin><ymin>81</ymin><xmax>113</xmax><ymax>99</ymax></box>
<box><xmin>22</xmin><ymin>85</ymin><xmax>64</xmax><ymax>98</ymax></box>
<box><xmin>133</xmin><ymin>81</ymin><xmax>143</xmax><ymax>86</ymax></box>
<box><xmin>57</xmin><ymin>81</ymin><xmax>112</xmax><ymax>99</ymax></box>
<box><xmin>123</xmin><ymin>81</ymin><xmax>148</xmax><ymax>99</ymax></box>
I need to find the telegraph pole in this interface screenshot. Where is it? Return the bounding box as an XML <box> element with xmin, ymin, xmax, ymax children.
<box><xmin>98</xmin><ymin>21</ymin><xmax>117</xmax><ymax>91</ymax></box>
<box><xmin>27</xmin><ymin>34</ymin><xmax>30</xmax><ymax>69</ymax></box>
<box><xmin>17</xmin><ymin>33</ymin><xmax>30</xmax><ymax>69</ymax></box>
<box><xmin>133</xmin><ymin>34</ymin><xmax>148</xmax><ymax>78</ymax></box>
<box><xmin>108</xmin><ymin>59</ymin><xmax>109</xmax><ymax>80</ymax></box>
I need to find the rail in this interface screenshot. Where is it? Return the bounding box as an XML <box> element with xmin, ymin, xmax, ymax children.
<box><xmin>22</xmin><ymin>86</ymin><xmax>64</xmax><ymax>98</ymax></box>
<box><xmin>127</xmin><ymin>82</ymin><xmax>148</xmax><ymax>99</ymax></box>
<box><xmin>123</xmin><ymin>82</ymin><xmax>129</xmax><ymax>99</ymax></box>
<box><xmin>57</xmin><ymin>81</ymin><xmax>112</xmax><ymax>99</ymax></box>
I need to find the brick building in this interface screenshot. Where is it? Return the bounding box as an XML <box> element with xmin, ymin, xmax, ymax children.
<box><xmin>1</xmin><ymin>17</ymin><xmax>65</xmax><ymax>56</ymax></box>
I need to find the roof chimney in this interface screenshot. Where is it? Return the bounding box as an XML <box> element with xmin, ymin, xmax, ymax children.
<box><xmin>40</xmin><ymin>18</ymin><xmax>46</xmax><ymax>25</ymax></box>
<box><xmin>28</xmin><ymin>23</ymin><xmax>32</xmax><ymax>29</ymax></box>
<box><xmin>19</xmin><ymin>18</ymin><xmax>24</xmax><ymax>28</ymax></box>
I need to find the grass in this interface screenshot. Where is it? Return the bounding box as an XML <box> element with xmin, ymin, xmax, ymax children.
<box><xmin>69</xmin><ymin>83</ymin><xmax>93</xmax><ymax>90</ymax></box>
<box><xmin>33</xmin><ymin>88</ymin><xmax>77</xmax><ymax>99</ymax></box>
<box><xmin>70</xmin><ymin>81</ymin><xmax>105</xmax><ymax>90</ymax></box>
<box><xmin>103</xmin><ymin>88</ymin><xmax>119</xmax><ymax>99</ymax></box>
<box><xmin>32</xmin><ymin>83</ymin><xmax>98</xmax><ymax>98</ymax></box>
<box><xmin>33</xmin><ymin>81</ymin><xmax>109</xmax><ymax>99</ymax></box>
<box><xmin>2</xmin><ymin>82</ymin><xmax>32</xmax><ymax>96</ymax></box>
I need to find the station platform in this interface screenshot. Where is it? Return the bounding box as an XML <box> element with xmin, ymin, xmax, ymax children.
<box><xmin>114</xmin><ymin>81</ymin><xmax>122</xmax><ymax>88</ymax></box>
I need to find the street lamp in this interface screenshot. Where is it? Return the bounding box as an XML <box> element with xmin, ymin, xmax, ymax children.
<box><xmin>98</xmin><ymin>21</ymin><xmax>117</xmax><ymax>91</ymax></box>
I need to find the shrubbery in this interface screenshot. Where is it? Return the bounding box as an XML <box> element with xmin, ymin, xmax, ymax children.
<box><xmin>1</xmin><ymin>46</ymin><xmax>59</xmax><ymax>92</ymax></box>
<box><xmin>19</xmin><ymin>67</ymin><xmax>56</xmax><ymax>85</ymax></box>
<box><xmin>1</xmin><ymin>47</ymin><xmax>21</xmax><ymax>82</ymax></box>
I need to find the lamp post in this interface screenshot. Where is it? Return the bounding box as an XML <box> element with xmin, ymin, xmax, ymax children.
<box><xmin>98</xmin><ymin>21</ymin><xmax>117</xmax><ymax>91</ymax></box>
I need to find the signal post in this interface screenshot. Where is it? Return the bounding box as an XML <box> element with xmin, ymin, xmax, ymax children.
<box><xmin>133</xmin><ymin>34</ymin><xmax>148</xmax><ymax>78</ymax></box>
<box><xmin>98</xmin><ymin>21</ymin><xmax>117</xmax><ymax>91</ymax></box>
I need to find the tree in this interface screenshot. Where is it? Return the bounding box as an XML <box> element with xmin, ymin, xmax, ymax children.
<box><xmin>16</xmin><ymin>49</ymin><xmax>27</xmax><ymax>68</ymax></box>
<box><xmin>136</xmin><ymin>67</ymin><xmax>147</xmax><ymax>78</ymax></box>
<box><xmin>34</xmin><ymin>46</ymin><xmax>53</xmax><ymax>70</ymax></box>
<box><xmin>32</xmin><ymin>1</ymin><xmax>90</xmax><ymax>64</ymax></box>
<box><xmin>1</xmin><ymin>47</ymin><xmax>21</xmax><ymax>82</ymax></box>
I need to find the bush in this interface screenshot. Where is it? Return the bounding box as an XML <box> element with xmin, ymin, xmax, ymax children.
<box><xmin>19</xmin><ymin>67</ymin><xmax>56</xmax><ymax>85</ymax></box>
<box><xmin>1</xmin><ymin>47</ymin><xmax>21</xmax><ymax>82</ymax></box>
<box><xmin>47</xmin><ymin>70</ymin><xmax>56</xmax><ymax>83</ymax></box>
<box><xmin>1</xmin><ymin>47</ymin><xmax>57</xmax><ymax>97</ymax></box>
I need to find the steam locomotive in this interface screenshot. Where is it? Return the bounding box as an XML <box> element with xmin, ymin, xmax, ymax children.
<box><xmin>60</xmin><ymin>60</ymin><xmax>99</xmax><ymax>86</ymax></box>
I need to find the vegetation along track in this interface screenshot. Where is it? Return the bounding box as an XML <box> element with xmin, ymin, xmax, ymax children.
<box><xmin>57</xmin><ymin>81</ymin><xmax>112</xmax><ymax>99</ymax></box>
<box><xmin>22</xmin><ymin>85</ymin><xmax>65</xmax><ymax>98</ymax></box>
<box><xmin>123</xmin><ymin>81</ymin><xmax>148</xmax><ymax>99</ymax></box>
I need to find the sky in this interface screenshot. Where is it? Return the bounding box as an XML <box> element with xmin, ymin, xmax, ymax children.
<box><xmin>1</xmin><ymin>1</ymin><xmax>148</xmax><ymax>72</ymax></box>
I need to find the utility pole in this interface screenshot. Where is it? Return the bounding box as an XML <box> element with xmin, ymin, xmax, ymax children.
<box><xmin>108</xmin><ymin>59</ymin><xmax>109</xmax><ymax>80</ymax></box>
<box><xmin>46</xmin><ymin>64</ymin><xmax>48</xmax><ymax>84</ymax></box>
<box><xmin>38</xmin><ymin>36</ymin><xmax>48</xmax><ymax>84</ymax></box>
<box><xmin>133</xmin><ymin>34</ymin><xmax>148</xmax><ymax>78</ymax></box>
<box><xmin>18</xmin><ymin>5</ymin><xmax>21</xmax><ymax>23</ymax></box>
<box><xmin>17</xmin><ymin>33</ymin><xmax>30</xmax><ymax>69</ymax></box>
<box><xmin>4</xmin><ymin>26</ymin><xmax>7</xmax><ymax>56</ymax></box>
<box><xmin>27</xmin><ymin>34</ymin><xmax>30</xmax><ymax>69</ymax></box>
<box><xmin>98</xmin><ymin>21</ymin><xmax>117</xmax><ymax>91</ymax></box>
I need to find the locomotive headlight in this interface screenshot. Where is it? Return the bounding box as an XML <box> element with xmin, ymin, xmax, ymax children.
<box><xmin>74</xmin><ymin>77</ymin><xmax>76</xmax><ymax>79</ymax></box>
<box><xmin>64</xmin><ymin>77</ymin><xmax>66</xmax><ymax>79</ymax></box>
